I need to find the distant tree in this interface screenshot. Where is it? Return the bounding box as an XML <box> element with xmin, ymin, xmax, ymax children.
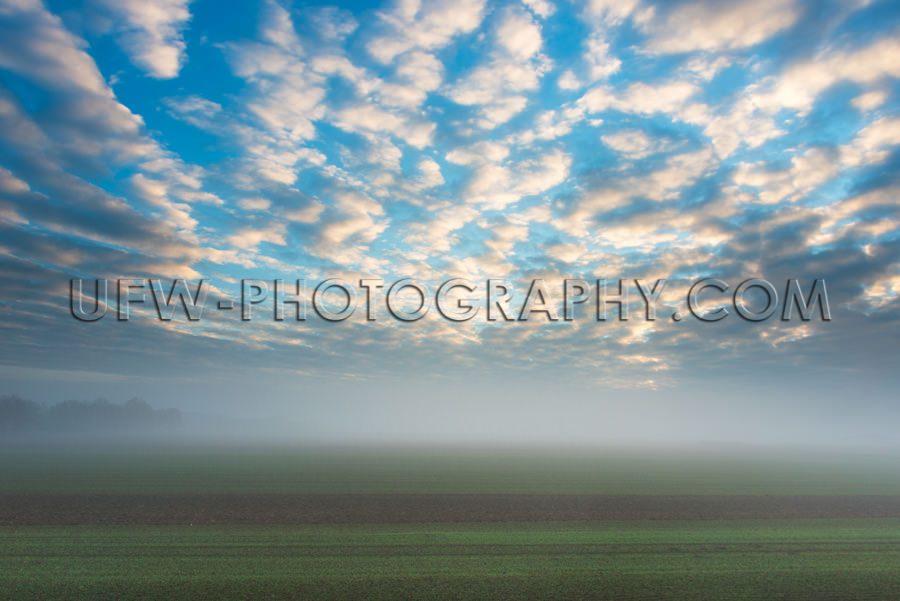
<box><xmin>0</xmin><ymin>395</ymin><xmax>41</xmax><ymax>432</ymax></box>
<box><xmin>0</xmin><ymin>395</ymin><xmax>180</xmax><ymax>434</ymax></box>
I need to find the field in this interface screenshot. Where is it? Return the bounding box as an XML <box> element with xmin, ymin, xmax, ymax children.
<box><xmin>2</xmin><ymin>445</ymin><xmax>900</xmax><ymax>600</ymax></box>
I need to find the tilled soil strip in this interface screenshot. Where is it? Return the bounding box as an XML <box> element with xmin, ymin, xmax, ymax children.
<box><xmin>2</xmin><ymin>494</ymin><xmax>900</xmax><ymax>525</ymax></box>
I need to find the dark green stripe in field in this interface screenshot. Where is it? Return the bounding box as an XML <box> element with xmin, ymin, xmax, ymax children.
<box><xmin>3</xmin><ymin>494</ymin><xmax>900</xmax><ymax>525</ymax></box>
<box><xmin>2</xmin><ymin>521</ymin><xmax>900</xmax><ymax>601</ymax></box>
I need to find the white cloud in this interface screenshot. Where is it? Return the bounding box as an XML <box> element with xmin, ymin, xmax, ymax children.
<box><xmin>482</xmin><ymin>218</ymin><xmax>529</xmax><ymax>253</ymax></box>
<box><xmin>238</xmin><ymin>197</ymin><xmax>272</xmax><ymax>211</ymax></box>
<box><xmin>215</xmin><ymin>6</ymin><xmax>347</xmax><ymax>185</ymax></box>
<box><xmin>732</xmin><ymin>147</ymin><xmax>841</xmax><ymax>205</ymax></box>
<box><xmin>447</xmin><ymin>7</ymin><xmax>550</xmax><ymax>128</ymax></box>
<box><xmin>543</xmin><ymin>242</ymin><xmax>585</xmax><ymax>264</ymax></box>
<box><xmin>446</xmin><ymin>141</ymin><xmax>510</xmax><ymax>165</ymax></box>
<box><xmin>583</xmin><ymin>0</ymin><xmax>642</xmax><ymax>26</ymax></box>
<box><xmin>311</xmin><ymin>190</ymin><xmax>388</xmax><ymax>265</ymax></box>
<box><xmin>97</xmin><ymin>0</ymin><xmax>192</xmax><ymax>79</ymax></box>
<box><xmin>861</xmin><ymin>273</ymin><xmax>900</xmax><ymax>309</ymax></box>
<box><xmin>0</xmin><ymin>2</ymin><xmax>144</xmax><ymax>142</ymax></box>
<box><xmin>514</xmin><ymin>150</ymin><xmax>571</xmax><ymax>197</ymax></box>
<box><xmin>852</xmin><ymin>90</ymin><xmax>889</xmax><ymax>112</ymax></box>
<box><xmin>751</xmin><ymin>34</ymin><xmax>900</xmax><ymax>115</ymax></box>
<box><xmin>284</xmin><ymin>201</ymin><xmax>325</xmax><ymax>224</ymax></box>
<box><xmin>686</xmin><ymin>97</ymin><xmax>785</xmax><ymax>158</ymax></box>
<box><xmin>465</xmin><ymin>149</ymin><xmax>570</xmax><ymax>208</ymax></box>
<box><xmin>557</xmin><ymin>70</ymin><xmax>582</xmax><ymax>90</ymax></box>
<box><xmin>306</xmin><ymin>6</ymin><xmax>358</xmax><ymax>42</ymax></box>
<box><xmin>841</xmin><ymin>116</ymin><xmax>900</xmax><ymax>167</ymax></box>
<box><xmin>729</xmin><ymin>118</ymin><xmax>900</xmax><ymax>211</ymax></box>
<box><xmin>367</xmin><ymin>0</ymin><xmax>486</xmax><ymax>63</ymax></box>
<box><xmin>523</xmin><ymin>0</ymin><xmax>554</xmax><ymax>19</ymax></box>
<box><xmin>310</xmin><ymin>54</ymin><xmax>376</xmax><ymax>95</ymax></box>
<box><xmin>585</xmin><ymin>35</ymin><xmax>621</xmax><ymax>81</ymax></box>
<box><xmin>377</xmin><ymin>51</ymin><xmax>444</xmax><ymax>108</ymax></box>
<box><xmin>364</xmin><ymin>135</ymin><xmax>404</xmax><ymax>171</ymax></box>
<box><xmin>683</xmin><ymin>55</ymin><xmax>732</xmax><ymax>81</ymax></box>
<box><xmin>225</xmin><ymin>4</ymin><xmax>327</xmax><ymax>146</ymax></box>
<box><xmin>0</xmin><ymin>0</ymin><xmax>222</xmax><ymax>263</ymax></box>
<box><xmin>332</xmin><ymin>103</ymin><xmax>435</xmax><ymax>148</ymax></box>
<box><xmin>164</xmin><ymin>95</ymin><xmax>222</xmax><ymax>125</ymax></box>
<box><xmin>558</xmin><ymin>148</ymin><xmax>718</xmax><ymax>239</ymax></box>
<box><xmin>244</xmin><ymin>71</ymin><xmax>325</xmax><ymax>141</ymax></box>
<box><xmin>643</xmin><ymin>0</ymin><xmax>800</xmax><ymax>54</ymax></box>
<box><xmin>579</xmin><ymin>80</ymin><xmax>700</xmax><ymax>115</ymax></box>
<box><xmin>808</xmin><ymin>185</ymin><xmax>900</xmax><ymax>250</ymax></box>
<box><xmin>496</xmin><ymin>7</ymin><xmax>543</xmax><ymax>60</ymax></box>
<box><xmin>415</xmin><ymin>158</ymin><xmax>445</xmax><ymax>189</ymax></box>
<box><xmin>130</xmin><ymin>173</ymin><xmax>199</xmax><ymax>232</ymax></box>
<box><xmin>404</xmin><ymin>205</ymin><xmax>480</xmax><ymax>255</ymax></box>
<box><xmin>640</xmin><ymin>147</ymin><xmax>717</xmax><ymax>201</ymax></box>
<box><xmin>601</xmin><ymin>129</ymin><xmax>662</xmax><ymax>159</ymax></box>
<box><xmin>515</xmin><ymin>106</ymin><xmax>585</xmax><ymax>144</ymax></box>
<box><xmin>226</xmin><ymin>221</ymin><xmax>288</xmax><ymax>249</ymax></box>
<box><xmin>0</xmin><ymin>166</ymin><xmax>29</xmax><ymax>194</ymax></box>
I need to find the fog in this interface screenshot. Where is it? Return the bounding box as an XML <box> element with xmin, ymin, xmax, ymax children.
<box><xmin>2</xmin><ymin>363</ymin><xmax>898</xmax><ymax>451</ymax></box>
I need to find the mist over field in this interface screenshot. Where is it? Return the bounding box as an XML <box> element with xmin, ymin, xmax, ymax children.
<box><xmin>2</xmin><ymin>379</ymin><xmax>899</xmax><ymax>452</ymax></box>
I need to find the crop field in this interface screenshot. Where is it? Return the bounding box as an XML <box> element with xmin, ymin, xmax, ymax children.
<box><xmin>2</xmin><ymin>446</ymin><xmax>900</xmax><ymax>600</ymax></box>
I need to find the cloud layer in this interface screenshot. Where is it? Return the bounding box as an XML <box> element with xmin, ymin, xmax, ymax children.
<box><xmin>0</xmin><ymin>0</ymin><xmax>898</xmax><ymax>442</ymax></box>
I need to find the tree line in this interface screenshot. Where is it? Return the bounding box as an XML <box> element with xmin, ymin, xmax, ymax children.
<box><xmin>0</xmin><ymin>395</ymin><xmax>180</xmax><ymax>434</ymax></box>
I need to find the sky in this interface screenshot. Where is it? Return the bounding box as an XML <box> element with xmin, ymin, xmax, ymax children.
<box><xmin>0</xmin><ymin>0</ymin><xmax>898</xmax><ymax>446</ymax></box>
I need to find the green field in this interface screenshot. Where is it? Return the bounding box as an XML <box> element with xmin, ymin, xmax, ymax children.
<box><xmin>2</xmin><ymin>445</ymin><xmax>900</xmax><ymax>494</ymax></box>
<box><xmin>2</xmin><ymin>445</ymin><xmax>900</xmax><ymax>600</ymax></box>
<box><xmin>3</xmin><ymin>521</ymin><xmax>900</xmax><ymax>600</ymax></box>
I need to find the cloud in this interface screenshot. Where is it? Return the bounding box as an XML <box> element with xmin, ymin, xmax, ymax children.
<box><xmin>584</xmin><ymin>35</ymin><xmax>621</xmax><ymax>81</ymax></box>
<box><xmin>311</xmin><ymin>190</ymin><xmax>388</xmax><ymax>265</ymax></box>
<box><xmin>446</xmin><ymin>7</ymin><xmax>550</xmax><ymax>127</ymax></box>
<box><xmin>852</xmin><ymin>90</ymin><xmax>889</xmax><ymax>112</ymax></box>
<box><xmin>0</xmin><ymin>166</ymin><xmax>29</xmax><ymax>194</ymax></box>
<box><xmin>840</xmin><ymin>116</ymin><xmax>900</xmax><ymax>167</ymax></box>
<box><xmin>306</xmin><ymin>6</ymin><xmax>358</xmax><ymax>42</ymax></box>
<box><xmin>583</xmin><ymin>0</ymin><xmax>642</xmax><ymax>26</ymax></box>
<box><xmin>130</xmin><ymin>173</ymin><xmax>197</xmax><ymax>232</ymax></box>
<box><xmin>523</xmin><ymin>0</ymin><xmax>554</xmax><ymax>19</ymax></box>
<box><xmin>465</xmin><ymin>149</ymin><xmax>570</xmax><ymax>208</ymax></box>
<box><xmin>226</xmin><ymin>221</ymin><xmax>288</xmax><ymax>249</ymax></box>
<box><xmin>284</xmin><ymin>200</ymin><xmax>325</xmax><ymax>224</ymax></box>
<box><xmin>413</xmin><ymin>158</ymin><xmax>445</xmax><ymax>189</ymax></box>
<box><xmin>96</xmin><ymin>0</ymin><xmax>192</xmax><ymax>78</ymax></box>
<box><xmin>643</xmin><ymin>0</ymin><xmax>801</xmax><ymax>54</ymax></box>
<box><xmin>557</xmin><ymin>70</ymin><xmax>582</xmax><ymax>91</ymax></box>
<box><xmin>446</xmin><ymin>141</ymin><xmax>510</xmax><ymax>166</ymax></box>
<box><xmin>579</xmin><ymin>80</ymin><xmax>700</xmax><ymax>115</ymax></box>
<box><xmin>602</xmin><ymin>129</ymin><xmax>667</xmax><ymax>159</ymax></box>
<box><xmin>732</xmin><ymin>147</ymin><xmax>841</xmax><ymax>205</ymax></box>
<box><xmin>367</xmin><ymin>0</ymin><xmax>486</xmax><ymax>63</ymax></box>
<box><xmin>0</xmin><ymin>1</ymin><xmax>144</xmax><ymax>146</ymax></box>
<box><xmin>238</xmin><ymin>197</ymin><xmax>272</xmax><ymax>211</ymax></box>
<box><xmin>750</xmin><ymin>33</ymin><xmax>900</xmax><ymax>115</ymax></box>
<box><xmin>332</xmin><ymin>103</ymin><xmax>435</xmax><ymax>148</ymax></box>
<box><xmin>404</xmin><ymin>205</ymin><xmax>480</xmax><ymax>255</ymax></box>
<box><xmin>376</xmin><ymin>51</ymin><xmax>444</xmax><ymax>108</ymax></box>
<box><xmin>1</xmin><ymin>0</ymin><xmax>899</xmax><ymax>418</ymax></box>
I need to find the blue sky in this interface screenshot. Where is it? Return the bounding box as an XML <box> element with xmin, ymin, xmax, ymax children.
<box><xmin>0</xmin><ymin>0</ymin><xmax>899</xmax><ymax>445</ymax></box>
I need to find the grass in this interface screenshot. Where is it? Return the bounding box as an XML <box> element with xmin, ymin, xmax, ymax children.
<box><xmin>2</xmin><ymin>445</ymin><xmax>900</xmax><ymax>494</ymax></box>
<box><xmin>3</xmin><ymin>520</ymin><xmax>900</xmax><ymax>600</ymax></box>
<box><xmin>2</xmin><ymin>445</ymin><xmax>900</xmax><ymax>599</ymax></box>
